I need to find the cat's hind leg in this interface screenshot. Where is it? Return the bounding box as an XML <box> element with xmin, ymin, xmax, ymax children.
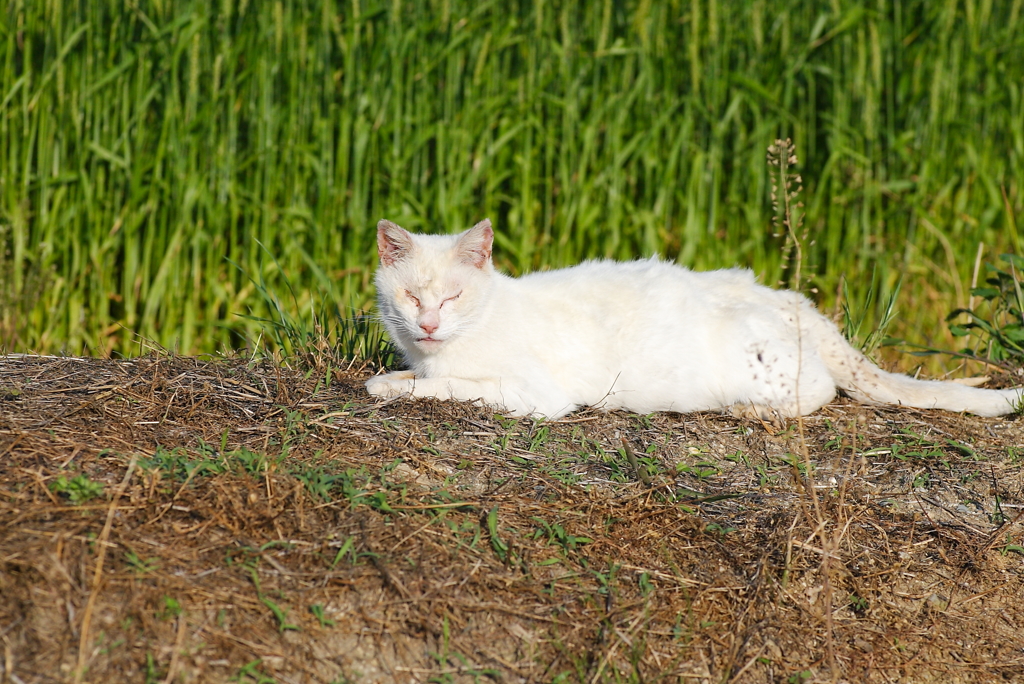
<box><xmin>736</xmin><ymin>340</ymin><xmax>837</xmax><ymax>418</ymax></box>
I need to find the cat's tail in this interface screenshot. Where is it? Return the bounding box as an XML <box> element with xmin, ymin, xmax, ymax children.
<box><xmin>812</xmin><ymin>314</ymin><xmax>1023</xmax><ymax>417</ymax></box>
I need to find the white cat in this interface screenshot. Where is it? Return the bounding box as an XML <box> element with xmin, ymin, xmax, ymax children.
<box><xmin>366</xmin><ymin>219</ymin><xmax>1023</xmax><ymax>420</ymax></box>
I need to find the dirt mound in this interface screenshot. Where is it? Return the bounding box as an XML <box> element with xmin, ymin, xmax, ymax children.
<box><xmin>2</xmin><ymin>354</ymin><xmax>1023</xmax><ymax>683</ymax></box>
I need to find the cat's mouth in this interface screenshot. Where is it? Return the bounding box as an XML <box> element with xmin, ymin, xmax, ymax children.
<box><xmin>415</xmin><ymin>335</ymin><xmax>444</xmax><ymax>349</ymax></box>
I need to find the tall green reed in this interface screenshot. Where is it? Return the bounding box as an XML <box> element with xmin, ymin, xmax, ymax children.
<box><xmin>1</xmin><ymin>0</ymin><xmax>1021</xmax><ymax>364</ymax></box>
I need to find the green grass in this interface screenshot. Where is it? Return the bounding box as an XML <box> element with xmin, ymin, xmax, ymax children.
<box><xmin>1</xmin><ymin>0</ymin><xmax>1022</xmax><ymax>364</ymax></box>
<box><xmin>49</xmin><ymin>472</ymin><xmax>105</xmax><ymax>504</ymax></box>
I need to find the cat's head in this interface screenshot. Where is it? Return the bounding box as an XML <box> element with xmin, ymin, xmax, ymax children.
<box><xmin>374</xmin><ymin>218</ymin><xmax>495</xmax><ymax>355</ymax></box>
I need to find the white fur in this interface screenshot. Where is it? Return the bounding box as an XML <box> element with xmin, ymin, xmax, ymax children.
<box><xmin>366</xmin><ymin>219</ymin><xmax>1023</xmax><ymax>420</ymax></box>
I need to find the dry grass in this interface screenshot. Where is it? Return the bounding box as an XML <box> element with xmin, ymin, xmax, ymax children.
<box><xmin>2</xmin><ymin>354</ymin><xmax>1024</xmax><ymax>683</ymax></box>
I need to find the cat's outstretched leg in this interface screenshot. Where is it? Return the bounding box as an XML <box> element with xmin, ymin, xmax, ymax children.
<box><xmin>366</xmin><ymin>373</ymin><xmax>576</xmax><ymax>418</ymax></box>
<box><xmin>366</xmin><ymin>370</ymin><xmax>416</xmax><ymax>385</ymax></box>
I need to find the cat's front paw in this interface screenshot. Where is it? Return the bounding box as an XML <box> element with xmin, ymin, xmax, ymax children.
<box><xmin>366</xmin><ymin>371</ymin><xmax>416</xmax><ymax>398</ymax></box>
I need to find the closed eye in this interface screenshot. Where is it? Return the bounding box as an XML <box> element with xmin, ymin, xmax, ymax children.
<box><xmin>442</xmin><ymin>292</ymin><xmax>462</xmax><ymax>306</ymax></box>
<box><xmin>404</xmin><ymin>290</ymin><xmax>421</xmax><ymax>307</ymax></box>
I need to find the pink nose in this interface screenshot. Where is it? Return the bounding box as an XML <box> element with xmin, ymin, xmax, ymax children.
<box><xmin>420</xmin><ymin>322</ymin><xmax>438</xmax><ymax>335</ymax></box>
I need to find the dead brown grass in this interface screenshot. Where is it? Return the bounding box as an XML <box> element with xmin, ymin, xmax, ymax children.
<box><xmin>2</xmin><ymin>354</ymin><xmax>1024</xmax><ymax>683</ymax></box>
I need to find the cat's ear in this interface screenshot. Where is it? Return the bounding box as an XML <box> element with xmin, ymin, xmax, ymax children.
<box><xmin>456</xmin><ymin>219</ymin><xmax>493</xmax><ymax>269</ymax></box>
<box><xmin>377</xmin><ymin>220</ymin><xmax>413</xmax><ymax>266</ymax></box>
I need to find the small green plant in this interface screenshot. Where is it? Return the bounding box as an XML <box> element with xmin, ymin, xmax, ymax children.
<box><xmin>231</xmin><ymin>659</ymin><xmax>277</xmax><ymax>684</ymax></box>
<box><xmin>234</xmin><ymin>251</ymin><xmax>396</xmax><ymax>369</ymax></box>
<box><xmin>446</xmin><ymin>517</ymin><xmax>484</xmax><ymax>555</ymax></box>
<box><xmin>754</xmin><ymin>464</ymin><xmax>778</xmax><ymax>488</ymax></box>
<box><xmin>848</xmin><ymin>594</ymin><xmax>869</xmax><ymax>616</ymax></box>
<box><xmin>297</xmin><ymin>467</ymin><xmax>343</xmax><ymax>502</ymax></box>
<box><xmin>1000</xmin><ymin>538</ymin><xmax>1024</xmax><ymax>556</ymax></box>
<box><xmin>329</xmin><ymin>536</ymin><xmax>357</xmax><ymax>569</ymax></box>
<box><xmin>246</xmin><ymin>565</ymin><xmax>299</xmax><ymax>632</ymax></box>
<box><xmin>842</xmin><ymin>269</ymin><xmax>904</xmax><ymax>358</ymax></box>
<box><xmin>310</xmin><ymin>604</ymin><xmax>335</xmax><ymax>628</ymax></box>
<box><xmin>884</xmin><ymin>430</ymin><xmax>956</xmax><ymax>461</ymax></box>
<box><xmin>676</xmin><ymin>461</ymin><xmax>720</xmax><ymax>481</ymax></box>
<box><xmin>528</xmin><ymin>425</ymin><xmax>551</xmax><ymax>452</ymax></box>
<box><xmin>232</xmin><ymin>447</ymin><xmax>274</xmax><ymax>477</ymax></box>
<box><xmin>139</xmin><ymin>445</ymin><xmax>226</xmax><ymax>482</ymax></box>
<box><xmin>158</xmin><ymin>596</ymin><xmax>182</xmax><ymax>621</ymax></box>
<box><xmin>589</xmin><ymin>563</ymin><xmax>620</xmax><ymax>601</ymax></box>
<box><xmin>124</xmin><ymin>551</ymin><xmax>160</xmax><ymax>574</ymax></box>
<box><xmin>492</xmin><ymin>432</ymin><xmax>512</xmax><ymax>456</ymax></box>
<box><xmin>530</xmin><ymin>517</ymin><xmax>593</xmax><ymax>553</ymax></box>
<box><xmin>425</xmin><ymin>615</ymin><xmax>500</xmax><ymax>684</ymax></box>
<box><xmin>485</xmin><ymin>507</ymin><xmax>510</xmax><ymax>562</ymax></box>
<box><xmin>145</xmin><ymin>652</ymin><xmax>163</xmax><ymax>684</ymax></box>
<box><xmin>705</xmin><ymin>522</ymin><xmax>737</xmax><ymax>537</ymax></box>
<box><xmin>638</xmin><ymin>572</ymin><xmax>655</xmax><ymax>597</ymax></box>
<box><xmin>785</xmin><ymin>452</ymin><xmax>810</xmax><ymax>477</ymax></box>
<box><xmin>293</xmin><ymin>465</ymin><xmax>399</xmax><ymax>511</ymax></box>
<box><xmin>97</xmin><ymin>633</ymin><xmax>126</xmax><ymax>656</ymax></box>
<box><xmin>261</xmin><ymin>595</ymin><xmax>299</xmax><ymax>632</ymax></box>
<box><xmin>620</xmin><ymin>439</ymin><xmax>658</xmax><ymax>486</ymax></box>
<box><xmin>724</xmin><ymin>450</ymin><xmax>750</xmax><ymax>467</ymax></box>
<box><xmin>946</xmin><ymin>254</ymin><xmax>1024</xmax><ymax>365</ymax></box>
<box><xmin>330</xmin><ymin>675</ymin><xmax>359</xmax><ymax>684</ymax></box>
<box><xmin>336</xmin><ymin>311</ymin><xmax>398</xmax><ymax>371</ymax></box>
<box><xmin>493</xmin><ymin>415</ymin><xmax>519</xmax><ymax>430</ymax></box>
<box><xmin>50</xmin><ymin>474</ymin><xmax>104</xmax><ymax>504</ymax></box>
<box><xmin>538</xmin><ymin>459</ymin><xmax>582</xmax><ymax>488</ymax></box>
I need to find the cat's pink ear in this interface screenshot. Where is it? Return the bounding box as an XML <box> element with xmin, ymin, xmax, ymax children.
<box><xmin>377</xmin><ymin>220</ymin><xmax>412</xmax><ymax>266</ymax></box>
<box><xmin>457</xmin><ymin>219</ymin><xmax>493</xmax><ymax>269</ymax></box>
